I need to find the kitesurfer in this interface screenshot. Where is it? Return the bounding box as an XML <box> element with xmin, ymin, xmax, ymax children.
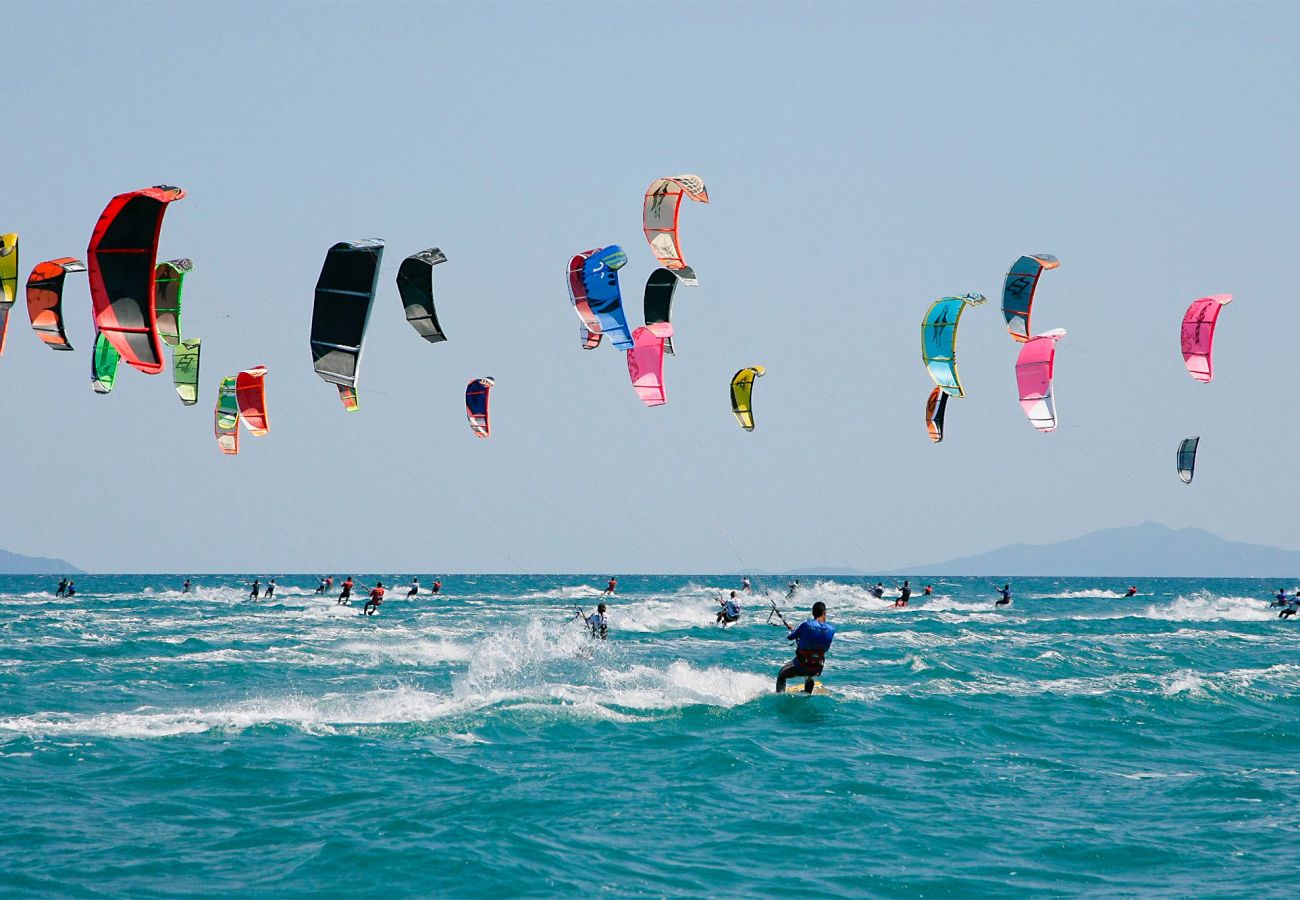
<box><xmin>1124</xmin><ymin>586</ymin><xmax>1138</xmax><ymax>598</ymax></box>
<box><xmin>364</xmin><ymin>582</ymin><xmax>385</xmax><ymax>616</ymax></box>
<box><xmin>1280</xmin><ymin>598</ymin><xmax>1297</xmax><ymax>619</ymax></box>
<box><xmin>716</xmin><ymin>591</ymin><xmax>742</xmax><ymax>627</ymax></box>
<box><xmin>995</xmin><ymin>584</ymin><xmax>1012</xmax><ymax>607</ymax></box>
<box><xmin>923</xmin><ymin>585</ymin><xmax>934</xmax><ymax>596</ymax></box>
<box><xmin>586</xmin><ymin>603</ymin><xmax>609</xmax><ymax>639</ymax></box>
<box><xmin>326</xmin><ymin>576</ymin><xmax>334</xmax><ymax>591</ymax></box>
<box><xmin>894</xmin><ymin>580</ymin><xmax>912</xmax><ymax>608</ymax></box>
<box><xmin>407</xmin><ymin>578</ymin><xmax>419</xmax><ymax>598</ymax></box>
<box><xmin>432</xmin><ymin>580</ymin><xmax>442</xmax><ymax>595</ymax></box>
<box><xmin>249</xmin><ymin>579</ymin><xmax>261</xmax><ymax>600</ymax></box>
<box><xmin>1272</xmin><ymin>588</ymin><xmax>1289</xmax><ymax>608</ymax></box>
<box><xmin>776</xmin><ymin>601</ymin><xmax>835</xmax><ymax>694</ymax></box>
<box><xmin>741</xmin><ymin>576</ymin><xmax>751</xmax><ymax>593</ymax></box>
<box><xmin>601</xmin><ymin>577</ymin><xmax>618</xmax><ymax>596</ymax></box>
<box><xmin>871</xmin><ymin>582</ymin><xmax>885</xmax><ymax>599</ymax></box>
<box><xmin>55</xmin><ymin>578</ymin><xmax>67</xmax><ymax>597</ymax></box>
<box><xmin>337</xmin><ymin>577</ymin><xmax>354</xmax><ymax>606</ymax></box>
<box><xmin>786</xmin><ymin>580</ymin><xmax>799</xmax><ymax>600</ymax></box>
<box><xmin>316</xmin><ymin>577</ymin><xmax>327</xmax><ymax>595</ymax></box>
<box><xmin>66</xmin><ymin>581</ymin><xmax>76</xmax><ymax>597</ymax></box>
<box><xmin>182</xmin><ymin>579</ymin><xmax>192</xmax><ymax>594</ymax></box>
<box><xmin>265</xmin><ymin>579</ymin><xmax>276</xmax><ymax>599</ymax></box>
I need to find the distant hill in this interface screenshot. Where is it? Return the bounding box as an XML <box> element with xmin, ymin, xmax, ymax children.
<box><xmin>0</xmin><ymin>548</ymin><xmax>82</xmax><ymax>575</ymax></box>
<box><xmin>899</xmin><ymin>522</ymin><xmax>1300</xmax><ymax>577</ymax></box>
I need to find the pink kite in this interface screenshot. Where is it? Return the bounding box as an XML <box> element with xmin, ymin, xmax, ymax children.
<box><xmin>626</xmin><ymin>323</ymin><xmax>673</xmax><ymax>407</ymax></box>
<box><xmin>1180</xmin><ymin>294</ymin><xmax>1232</xmax><ymax>383</ymax></box>
<box><xmin>1015</xmin><ymin>329</ymin><xmax>1065</xmax><ymax>432</ymax></box>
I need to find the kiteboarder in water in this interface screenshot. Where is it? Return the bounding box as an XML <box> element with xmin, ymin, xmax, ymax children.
<box><xmin>871</xmin><ymin>582</ymin><xmax>885</xmax><ymax>599</ymax></box>
<box><xmin>337</xmin><ymin>577</ymin><xmax>354</xmax><ymax>606</ymax></box>
<box><xmin>55</xmin><ymin>578</ymin><xmax>67</xmax><ymax>597</ymax></box>
<box><xmin>249</xmin><ymin>579</ymin><xmax>260</xmax><ymax>599</ymax></box>
<box><xmin>586</xmin><ymin>603</ymin><xmax>609</xmax><ymax>639</ymax></box>
<box><xmin>182</xmin><ymin>579</ymin><xmax>191</xmax><ymax>594</ymax></box>
<box><xmin>265</xmin><ymin>579</ymin><xmax>276</xmax><ymax>599</ymax></box>
<box><xmin>894</xmin><ymin>580</ymin><xmax>912</xmax><ymax>608</ymax></box>
<box><xmin>601</xmin><ymin>578</ymin><xmax>617</xmax><ymax>597</ymax></box>
<box><xmin>364</xmin><ymin>582</ymin><xmax>385</xmax><ymax>616</ymax></box>
<box><xmin>777</xmin><ymin>602</ymin><xmax>835</xmax><ymax>694</ymax></box>
<box><xmin>995</xmin><ymin>584</ymin><xmax>1012</xmax><ymax>607</ymax></box>
<box><xmin>1124</xmin><ymin>586</ymin><xmax>1138</xmax><ymax>598</ymax></box>
<box><xmin>786</xmin><ymin>580</ymin><xmax>799</xmax><ymax>600</ymax></box>
<box><xmin>407</xmin><ymin>578</ymin><xmax>419</xmax><ymax>598</ymax></box>
<box><xmin>716</xmin><ymin>591</ymin><xmax>742</xmax><ymax>627</ymax></box>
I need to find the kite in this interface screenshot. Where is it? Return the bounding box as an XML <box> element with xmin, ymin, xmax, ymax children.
<box><xmin>26</xmin><ymin>257</ymin><xmax>85</xmax><ymax>351</ymax></box>
<box><xmin>1177</xmin><ymin>436</ymin><xmax>1199</xmax><ymax>484</ymax></box>
<box><xmin>921</xmin><ymin>293</ymin><xmax>986</xmax><ymax>398</ymax></box>
<box><xmin>1180</xmin><ymin>294</ymin><xmax>1232</xmax><ymax>383</ymax></box>
<box><xmin>1015</xmin><ymin>329</ymin><xmax>1066</xmax><ymax>432</ymax></box>
<box><xmin>153</xmin><ymin>258</ymin><xmax>192</xmax><ymax>346</ymax></box>
<box><xmin>643</xmin><ymin>175</ymin><xmax>708</xmax><ymax>284</ymax></box>
<box><xmin>0</xmin><ymin>233</ymin><xmax>19</xmax><ymax>356</ymax></box>
<box><xmin>310</xmin><ymin>239</ymin><xmax>383</xmax><ymax>411</ymax></box>
<box><xmin>397</xmin><ymin>248</ymin><xmax>449</xmax><ymax>343</ymax></box>
<box><xmin>1001</xmin><ymin>254</ymin><xmax>1059</xmax><ymax>343</ymax></box>
<box><xmin>90</xmin><ymin>332</ymin><xmax>121</xmax><ymax>394</ymax></box>
<box><xmin>626</xmin><ymin>323</ymin><xmax>673</xmax><ymax>407</ymax></box>
<box><xmin>466</xmin><ymin>377</ymin><xmax>494</xmax><ymax>438</ymax></box>
<box><xmin>173</xmin><ymin>339</ymin><xmax>201</xmax><ymax>406</ymax></box>
<box><xmin>643</xmin><ymin>268</ymin><xmax>679</xmax><ymax>356</ymax></box>
<box><xmin>236</xmin><ymin>366</ymin><xmax>269</xmax><ymax>435</ymax></box>
<box><xmin>86</xmin><ymin>185</ymin><xmax>186</xmax><ymax>374</ymax></box>
<box><xmin>215</xmin><ymin>375</ymin><xmax>240</xmax><ymax>455</ymax></box>
<box><xmin>925</xmin><ymin>386</ymin><xmax>948</xmax><ymax>443</ymax></box>
<box><xmin>730</xmin><ymin>366</ymin><xmax>765</xmax><ymax>431</ymax></box>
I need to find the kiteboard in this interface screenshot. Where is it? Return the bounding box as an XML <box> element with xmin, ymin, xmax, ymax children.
<box><xmin>781</xmin><ymin>681</ymin><xmax>828</xmax><ymax>696</ymax></box>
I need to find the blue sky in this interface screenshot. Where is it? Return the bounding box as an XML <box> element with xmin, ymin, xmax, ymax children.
<box><xmin>5</xmin><ymin>2</ymin><xmax>1298</xmax><ymax>573</ymax></box>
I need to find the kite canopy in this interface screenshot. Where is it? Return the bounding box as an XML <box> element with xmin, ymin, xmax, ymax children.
<box><xmin>643</xmin><ymin>268</ymin><xmax>679</xmax><ymax>356</ymax></box>
<box><xmin>627</xmin><ymin>323</ymin><xmax>673</xmax><ymax>407</ymax></box>
<box><xmin>577</xmin><ymin>246</ymin><xmax>633</xmax><ymax>349</ymax></box>
<box><xmin>214</xmin><ymin>375</ymin><xmax>240</xmax><ymax>455</ymax></box>
<box><xmin>86</xmin><ymin>186</ymin><xmax>186</xmax><ymax>374</ymax></box>
<box><xmin>26</xmin><ymin>257</ymin><xmax>85</xmax><ymax>351</ymax></box>
<box><xmin>1001</xmin><ymin>254</ymin><xmax>1059</xmax><ymax>343</ymax></box>
<box><xmin>466</xmin><ymin>377</ymin><xmax>494</xmax><ymax>438</ymax></box>
<box><xmin>643</xmin><ymin>175</ymin><xmax>708</xmax><ymax>285</ymax></box>
<box><xmin>925</xmin><ymin>386</ymin><xmax>948</xmax><ymax>444</ymax></box>
<box><xmin>90</xmin><ymin>331</ymin><xmax>121</xmax><ymax>394</ymax></box>
<box><xmin>730</xmin><ymin>366</ymin><xmax>765</xmax><ymax>431</ymax></box>
<box><xmin>397</xmin><ymin>248</ymin><xmax>448</xmax><ymax>343</ymax></box>
<box><xmin>921</xmin><ymin>293</ymin><xmax>986</xmax><ymax>398</ymax></box>
<box><xmin>1015</xmin><ymin>329</ymin><xmax>1066</xmax><ymax>432</ymax></box>
<box><xmin>173</xmin><ymin>339</ymin><xmax>201</xmax><ymax>406</ymax></box>
<box><xmin>1180</xmin><ymin>294</ymin><xmax>1232</xmax><ymax>383</ymax></box>
<box><xmin>1177</xmin><ymin>436</ymin><xmax>1200</xmax><ymax>484</ymax></box>
<box><xmin>236</xmin><ymin>366</ymin><xmax>269</xmax><ymax>435</ymax></box>
<box><xmin>310</xmin><ymin>239</ymin><xmax>384</xmax><ymax>411</ymax></box>
<box><xmin>154</xmin><ymin>258</ymin><xmax>192</xmax><ymax>346</ymax></box>
<box><xmin>0</xmin><ymin>232</ymin><xmax>19</xmax><ymax>356</ymax></box>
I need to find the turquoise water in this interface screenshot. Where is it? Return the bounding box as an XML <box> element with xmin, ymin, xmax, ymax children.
<box><xmin>2</xmin><ymin>574</ymin><xmax>1299</xmax><ymax>897</ymax></box>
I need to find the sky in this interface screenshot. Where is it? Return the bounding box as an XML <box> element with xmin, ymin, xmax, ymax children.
<box><xmin>4</xmin><ymin>1</ymin><xmax>1298</xmax><ymax>574</ymax></box>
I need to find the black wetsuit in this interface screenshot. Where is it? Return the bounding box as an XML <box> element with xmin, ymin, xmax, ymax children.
<box><xmin>996</xmin><ymin>587</ymin><xmax>1012</xmax><ymax>607</ymax></box>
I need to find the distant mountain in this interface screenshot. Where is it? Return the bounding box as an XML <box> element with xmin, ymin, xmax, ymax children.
<box><xmin>898</xmin><ymin>522</ymin><xmax>1300</xmax><ymax>577</ymax></box>
<box><xmin>0</xmin><ymin>548</ymin><xmax>82</xmax><ymax>575</ymax></box>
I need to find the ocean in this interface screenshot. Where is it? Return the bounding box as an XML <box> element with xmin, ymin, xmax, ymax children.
<box><xmin>2</xmin><ymin>574</ymin><xmax>1298</xmax><ymax>897</ymax></box>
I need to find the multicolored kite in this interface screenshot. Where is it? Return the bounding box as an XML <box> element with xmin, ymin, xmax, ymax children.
<box><xmin>1015</xmin><ymin>329</ymin><xmax>1066</xmax><ymax>432</ymax></box>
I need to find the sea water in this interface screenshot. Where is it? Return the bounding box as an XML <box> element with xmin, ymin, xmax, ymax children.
<box><xmin>2</xmin><ymin>574</ymin><xmax>1299</xmax><ymax>897</ymax></box>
